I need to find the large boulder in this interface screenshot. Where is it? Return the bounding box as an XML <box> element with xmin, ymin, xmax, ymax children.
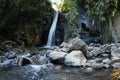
<box><xmin>60</xmin><ymin>38</ymin><xmax>88</xmax><ymax>53</ymax></box>
<box><xmin>68</xmin><ymin>38</ymin><xmax>88</xmax><ymax>52</ymax></box>
<box><xmin>64</xmin><ymin>50</ymin><xmax>87</xmax><ymax>66</ymax></box>
<box><xmin>49</xmin><ymin>51</ymin><xmax>67</xmax><ymax>63</ymax></box>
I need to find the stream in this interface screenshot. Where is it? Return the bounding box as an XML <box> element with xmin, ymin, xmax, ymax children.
<box><xmin>0</xmin><ymin>65</ymin><xmax>112</xmax><ymax>80</ymax></box>
<box><xmin>42</xmin><ymin>66</ymin><xmax>112</xmax><ymax>80</ymax></box>
<box><xmin>0</xmin><ymin>47</ymin><xmax>113</xmax><ymax>80</ymax></box>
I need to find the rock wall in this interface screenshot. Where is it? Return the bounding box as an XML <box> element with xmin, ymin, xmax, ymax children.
<box><xmin>63</xmin><ymin>17</ymin><xmax>81</xmax><ymax>42</ymax></box>
<box><xmin>112</xmin><ymin>12</ymin><xmax>120</xmax><ymax>42</ymax></box>
<box><xmin>101</xmin><ymin>12</ymin><xmax>120</xmax><ymax>43</ymax></box>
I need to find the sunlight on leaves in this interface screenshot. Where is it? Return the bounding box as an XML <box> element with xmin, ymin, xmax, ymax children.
<box><xmin>50</xmin><ymin>0</ymin><xmax>64</xmax><ymax>11</ymax></box>
<box><xmin>111</xmin><ymin>69</ymin><xmax>120</xmax><ymax>80</ymax></box>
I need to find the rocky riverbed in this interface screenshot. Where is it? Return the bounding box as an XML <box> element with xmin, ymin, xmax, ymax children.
<box><xmin>0</xmin><ymin>38</ymin><xmax>120</xmax><ymax>80</ymax></box>
<box><xmin>49</xmin><ymin>38</ymin><xmax>120</xmax><ymax>69</ymax></box>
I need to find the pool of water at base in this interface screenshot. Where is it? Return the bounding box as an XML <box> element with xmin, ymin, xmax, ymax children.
<box><xmin>0</xmin><ymin>65</ymin><xmax>112</xmax><ymax>80</ymax></box>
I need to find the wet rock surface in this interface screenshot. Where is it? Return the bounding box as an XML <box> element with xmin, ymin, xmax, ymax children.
<box><xmin>0</xmin><ymin>48</ymin><xmax>54</xmax><ymax>80</ymax></box>
<box><xmin>1</xmin><ymin>41</ymin><xmax>120</xmax><ymax>80</ymax></box>
<box><xmin>50</xmin><ymin>41</ymin><xmax>120</xmax><ymax>69</ymax></box>
<box><xmin>42</xmin><ymin>66</ymin><xmax>112</xmax><ymax>80</ymax></box>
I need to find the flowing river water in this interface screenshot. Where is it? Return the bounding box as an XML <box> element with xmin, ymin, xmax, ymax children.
<box><xmin>0</xmin><ymin>47</ymin><xmax>112</xmax><ymax>80</ymax></box>
<box><xmin>0</xmin><ymin>65</ymin><xmax>112</xmax><ymax>80</ymax></box>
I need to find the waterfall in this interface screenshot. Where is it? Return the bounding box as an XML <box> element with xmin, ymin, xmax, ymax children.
<box><xmin>45</xmin><ymin>0</ymin><xmax>64</xmax><ymax>48</ymax></box>
<box><xmin>80</xmin><ymin>8</ymin><xmax>89</xmax><ymax>28</ymax></box>
<box><xmin>46</xmin><ymin>11</ymin><xmax>59</xmax><ymax>48</ymax></box>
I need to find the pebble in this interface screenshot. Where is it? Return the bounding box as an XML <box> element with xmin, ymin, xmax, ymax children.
<box><xmin>85</xmin><ymin>67</ymin><xmax>93</xmax><ymax>73</ymax></box>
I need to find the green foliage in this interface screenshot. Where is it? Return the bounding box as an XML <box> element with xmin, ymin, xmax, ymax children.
<box><xmin>0</xmin><ymin>0</ymin><xmax>54</xmax><ymax>45</ymax></box>
<box><xmin>114</xmin><ymin>0</ymin><xmax>118</xmax><ymax>8</ymax></box>
<box><xmin>48</xmin><ymin>0</ymin><xmax>78</xmax><ymax>24</ymax></box>
<box><xmin>60</xmin><ymin>0</ymin><xmax>119</xmax><ymax>23</ymax></box>
<box><xmin>85</xmin><ymin>0</ymin><xmax>106</xmax><ymax>21</ymax></box>
<box><xmin>84</xmin><ymin>0</ymin><xmax>119</xmax><ymax>21</ymax></box>
<box><xmin>0</xmin><ymin>0</ymin><xmax>53</xmax><ymax>28</ymax></box>
<box><xmin>112</xmin><ymin>0</ymin><xmax>118</xmax><ymax>16</ymax></box>
<box><xmin>62</xmin><ymin>0</ymin><xmax>78</xmax><ymax>24</ymax></box>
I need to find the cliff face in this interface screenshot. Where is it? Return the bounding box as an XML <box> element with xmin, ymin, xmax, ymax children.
<box><xmin>101</xmin><ymin>11</ymin><xmax>120</xmax><ymax>43</ymax></box>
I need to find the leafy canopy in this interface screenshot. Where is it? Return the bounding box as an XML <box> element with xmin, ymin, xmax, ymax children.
<box><xmin>49</xmin><ymin>0</ymin><xmax>78</xmax><ymax>24</ymax></box>
<box><xmin>56</xmin><ymin>0</ymin><xmax>119</xmax><ymax>22</ymax></box>
<box><xmin>84</xmin><ymin>0</ymin><xmax>119</xmax><ymax>21</ymax></box>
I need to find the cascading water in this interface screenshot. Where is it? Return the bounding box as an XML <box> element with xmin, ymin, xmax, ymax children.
<box><xmin>80</xmin><ymin>8</ymin><xmax>89</xmax><ymax>28</ymax></box>
<box><xmin>45</xmin><ymin>0</ymin><xmax>64</xmax><ymax>48</ymax></box>
<box><xmin>46</xmin><ymin>11</ymin><xmax>59</xmax><ymax>48</ymax></box>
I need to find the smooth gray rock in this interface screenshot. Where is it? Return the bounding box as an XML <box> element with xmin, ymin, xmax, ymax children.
<box><xmin>64</xmin><ymin>50</ymin><xmax>87</xmax><ymax>66</ymax></box>
<box><xmin>68</xmin><ymin>38</ymin><xmax>88</xmax><ymax>52</ymax></box>
<box><xmin>49</xmin><ymin>51</ymin><xmax>67</xmax><ymax>61</ymax></box>
<box><xmin>102</xmin><ymin>58</ymin><xmax>111</xmax><ymax>64</ymax></box>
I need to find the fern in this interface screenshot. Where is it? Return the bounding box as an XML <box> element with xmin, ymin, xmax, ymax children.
<box><xmin>62</xmin><ymin>0</ymin><xmax>78</xmax><ymax>24</ymax></box>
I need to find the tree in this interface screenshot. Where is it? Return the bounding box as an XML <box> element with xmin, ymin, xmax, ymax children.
<box><xmin>0</xmin><ymin>0</ymin><xmax>54</xmax><ymax>47</ymax></box>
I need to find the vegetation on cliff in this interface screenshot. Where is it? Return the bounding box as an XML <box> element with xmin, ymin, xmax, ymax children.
<box><xmin>0</xmin><ymin>0</ymin><xmax>120</xmax><ymax>48</ymax></box>
<box><xmin>0</xmin><ymin>0</ymin><xmax>53</xmax><ymax>48</ymax></box>
<box><xmin>63</xmin><ymin>0</ymin><xmax>120</xmax><ymax>22</ymax></box>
